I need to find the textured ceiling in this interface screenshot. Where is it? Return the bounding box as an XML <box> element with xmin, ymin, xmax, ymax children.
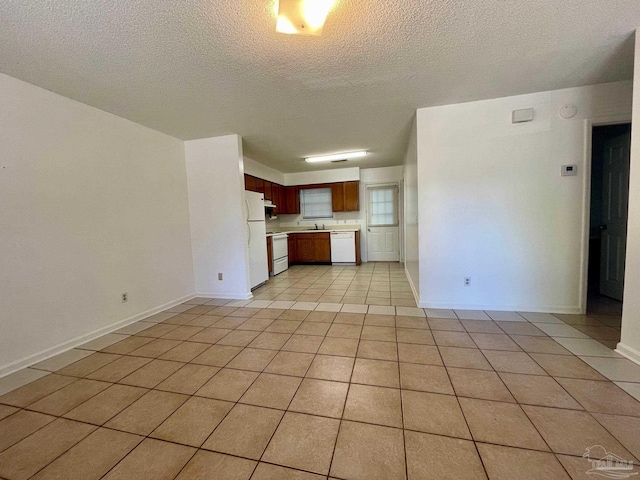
<box><xmin>0</xmin><ymin>0</ymin><xmax>639</xmax><ymax>172</ymax></box>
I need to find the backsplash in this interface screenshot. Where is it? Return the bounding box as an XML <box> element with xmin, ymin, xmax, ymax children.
<box><xmin>266</xmin><ymin>211</ymin><xmax>363</xmax><ymax>230</ymax></box>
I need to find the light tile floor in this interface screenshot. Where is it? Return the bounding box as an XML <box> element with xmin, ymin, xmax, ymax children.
<box><xmin>1</xmin><ymin>263</ymin><xmax>639</xmax><ymax>479</ymax></box>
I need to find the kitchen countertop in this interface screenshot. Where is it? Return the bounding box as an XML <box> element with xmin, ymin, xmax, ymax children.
<box><xmin>266</xmin><ymin>229</ymin><xmax>359</xmax><ymax>237</ymax></box>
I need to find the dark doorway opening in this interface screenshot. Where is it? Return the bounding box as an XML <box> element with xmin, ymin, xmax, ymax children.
<box><xmin>587</xmin><ymin>123</ymin><xmax>631</xmax><ymax>316</ymax></box>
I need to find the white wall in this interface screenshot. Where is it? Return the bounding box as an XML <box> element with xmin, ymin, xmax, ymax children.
<box><xmin>360</xmin><ymin>166</ymin><xmax>404</xmax><ymax>184</ymax></box>
<box><xmin>619</xmin><ymin>30</ymin><xmax>640</xmax><ymax>365</ymax></box>
<box><xmin>244</xmin><ymin>156</ymin><xmax>285</xmax><ymax>185</ymax></box>
<box><xmin>416</xmin><ymin>81</ymin><xmax>632</xmax><ymax>312</ymax></box>
<box><xmin>0</xmin><ymin>73</ymin><xmax>195</xmax><ymax>376</ymax></box>
<box><xmin>403</xmin><ymin>119</ymin><xmax>420</xmax><ymax>299</ymax></box>
<box><xmin>186</xmin><ymin>135</ymin><xmax>251</xmax><ymax>299</ymax></box>
<box><xmin>284</xmin><ymin>167</ymin><xmax>360</xmax><ymax>186</ymax></box>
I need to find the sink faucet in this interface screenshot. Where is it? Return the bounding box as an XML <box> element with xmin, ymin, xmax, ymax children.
<box><xmin>315</xmin><ymin>224</ymin><xmax>318</xmax><ymax>230</ymax></box>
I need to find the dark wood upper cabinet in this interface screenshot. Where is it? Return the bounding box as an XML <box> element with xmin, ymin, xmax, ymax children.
<box><xmin>331</xmin><ymin>183</ymin><xmax>345</xmax><ymax>212</ymax></box>
<box><xmin>271</xmin><ymin>184</ymin><xmax>281</xmax><ymax>214</ymax></box>
<box><xmin>245</xmin><ymin>174</ymin><xmax>256</xmax><ymax>191</ymax></box>
<box><xmin>245</xmin><ymin>174</ymin><xmax>357</xmax><ymax>213</ymax></box>
<box><xmin>284</xmin><ymin>186</ymin><xmax>300</xmax><ymax>214</ymax></box>
<box><xmin>344</xmin><ymin>181</ymin><xmax>359</xmax><ymax>211</ymax></box>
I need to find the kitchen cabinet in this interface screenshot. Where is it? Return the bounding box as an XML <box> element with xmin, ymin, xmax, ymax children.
<box><xmin>290</xmin><ymin>232</ymin><xmax>331</xmax><ymax>264</ymax></box>
<box><xmin>288</xmin><ymin>234</ymin><xmax>297</xmax><ymax>265</ymax></box>
<box><xmin>344</xmin><ymin>181</ymin><xmax>359</xmax><ymax>211</ymax></box>
<box><xmin>313</xmin><ymin>233</ymin><xmax>331</xmax><ymax>262</ymax></box>
<box><xmin>245</xmin><ymin>175</ymin><xmax>256</xmax><ymax>191</ymax></box>
<box><xmin>244</xmin><ymin>173</ymin><xmax>357</xmax><ymax>214</ymax></box>
<box><xmin>336</xmin><ymin>183</ymin><xmax>363</xmax><ymax>212</ymax></box>
<box><xmin>283</xmin><ymin>186</ymin><xmax>300</xmax><ymax>214</ymax></box>
<box><xmin>295</xmin><ymin>234</ymin><xmax>315</xmax><ymax>262</ymax></box>
<box><xmin>331</xmin><ymin>183</ymin><xmax>345</xmax><ymax>212</ymax></box>
<box><xmin>264</xmin><ymin>181</ymin><xmax>272</xmax><ymax>201</ymax></box>
<box><xmin>271</xmin><ymin>184</ymin><xmax>281</xmax><ymax>214</ymax></box>
<box><xmin>266</xmin><ymin>237</ymin><xmax>273</xmax><ymax>275</ymax></box>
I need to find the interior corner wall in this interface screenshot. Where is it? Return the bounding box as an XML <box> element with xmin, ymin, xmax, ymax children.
<box><xmin>284</xmin><ymin>167</ymin><xmax>360</xmax><ymax>186</ymax></box>
<box><xmin>0</xmin><ymin>73</ymin><xmax>195</xmax><ymax>376</ymax></box>
<box><xmin>618</xmin><ymin>29</ymin><xmax>640</xmax><ymax>365</ymax></box>
<box><xmin>185</xmin><ymin>134</ymin><xmax>251</xmax><ymax>299</ymax></box>
<box><xmin>243</xmin><ymin>156</ymin><xmax>285</xmax><ymax>185</ymax></box>
<box><xmin>416</xmin><ymin>81</ymin><xmax>632</xmax><ymax>313</ymax></box>
<box><xmin>403</xmin><ymin>117</ymin><xmax>419</xmax><ymax>300</ymax></box>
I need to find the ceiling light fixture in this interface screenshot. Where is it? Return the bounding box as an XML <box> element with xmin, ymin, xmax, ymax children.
<box><xmin>276</xmin><ymin>0</ymin><xmax>335</xmax><ymax>36</ymax></box>
<box><xmin>305</xmin><ymin>151</ymin><xmax>368</xmax><ymax>163</ymax></box>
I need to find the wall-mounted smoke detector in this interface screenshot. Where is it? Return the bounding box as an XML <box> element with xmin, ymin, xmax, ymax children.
<box><xmin>276</xmin><ymin>0</ymin><xmax>335</xmax><ymax>36</ymax></box>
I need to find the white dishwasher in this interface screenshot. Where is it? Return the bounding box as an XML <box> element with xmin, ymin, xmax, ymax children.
<box><xmin>330</xmin><ymin>231</ymin><xmax>356</xmax><ymax>264</ymax></box>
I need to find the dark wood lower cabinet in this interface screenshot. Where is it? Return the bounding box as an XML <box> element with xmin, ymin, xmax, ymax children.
<box><xmin>314</xmin><ymin>234</ymin><xmax>331</xmax><ymax>263</ymax></box>
<box><xmin>287</xmin><ymin>235</ymin><xmax>297</xmax><ymax>265</ymax></box>
<box><xmin>289</xmin><ymin>233</ymin><xmax>331</xmax><ymax>264</ymax></box>
<box><xmin>266</xmin><ymin>237</ymin><xmax>273</xmax><ymax>275</ymax></box>
<box><xmin>295</xmin><ymin>234</ymin><xmax>315</xmax><ymax>262</ymax></box>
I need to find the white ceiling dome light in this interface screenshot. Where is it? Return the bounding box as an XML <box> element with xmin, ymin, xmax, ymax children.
<box><xmin>276</xmin><ymin>0</ymin><xmax>336</xmax><ymax>36</ymax></box>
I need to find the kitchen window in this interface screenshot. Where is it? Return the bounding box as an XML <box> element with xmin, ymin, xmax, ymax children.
<box><xmin>301</xmin><ymin>188</ymin><xmax>333</xmax><ymax>219</ymax></box>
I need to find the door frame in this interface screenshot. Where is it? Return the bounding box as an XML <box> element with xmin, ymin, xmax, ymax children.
<box><xmin>579</xmin><ymin>115</ymin><xmax>632</xmax><ymax>313</ymax></box>
<box><xmin>363</xmin><ymin>181</ymin><xmax>403</xmax><ymax>263</ymax></box>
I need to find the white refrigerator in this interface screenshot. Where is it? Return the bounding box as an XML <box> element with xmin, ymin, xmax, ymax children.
<box><xmin>245</xmin><ymin>190</ymin><xmax>269</xmax><ymax>290</ymax></box>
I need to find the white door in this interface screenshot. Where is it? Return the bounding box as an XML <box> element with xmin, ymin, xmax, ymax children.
<box><xmin>600</xmin><ymin>130</ymin><xmax>631</xmax><ymax>301</ymax></box>
<box><xmin>367</xmin><ymin>185</ymin><xmax>400</xmax><ymax>262</ymax></box>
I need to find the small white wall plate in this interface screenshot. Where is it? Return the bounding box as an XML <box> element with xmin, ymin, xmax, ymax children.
<box><xmin>512</xmin><ymin>108</ymin><xmax>534</xmax><ymax>123</ymax></box>
<box><xmin>560</xmin><ymin>104</ymin><xmax>578</xmax><ymax>119</ymax></box>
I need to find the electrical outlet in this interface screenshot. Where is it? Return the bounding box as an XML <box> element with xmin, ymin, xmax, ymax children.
<box><xmin>218</xmin><ymin>273</ymin><xmax>223</xmax><ymax>281</ymax></box>
<box><xmin>121</xmin><ymin>292</ymin><xmax>128</xmax><ymax>303</ymax></box>
<box><xmin>464</xmin><ymin>278</ymin><xmax>471</xmax><ymax>287</ymax></box>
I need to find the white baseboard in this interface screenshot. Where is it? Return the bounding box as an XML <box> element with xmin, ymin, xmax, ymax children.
<box><xmin>195</xmin><ymin>292</ymin><xmax>253</xmax><ymax>300</ymax></box>
<box><xmin>404</xmin><ymin>265</ymin><xmax>420</xmax><ymax>307</ymax></box>
<box><xmin>417</xmin><ymin>301</ymin><xmax>581</xmax><ymax>314</ymax></box>
<box><xmin>0</xmin><ymin>293</ymin><xmax>196</xmax><ymax>379</ymax></box>
<box><xmin>615</xmin><ymin>342</ymin><xmax>640</xmax><ymax>366</ymax></box>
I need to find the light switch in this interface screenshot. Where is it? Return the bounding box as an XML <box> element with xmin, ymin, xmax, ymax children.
<box><xmin>512</xmin><ymin>108</ymin><xmax>534</xmax><ymax>123</ymax></box>
<box><xmin>561</xmin><ymin>165</ymin><xmax>578</xmax><ymax>176</ymax></box>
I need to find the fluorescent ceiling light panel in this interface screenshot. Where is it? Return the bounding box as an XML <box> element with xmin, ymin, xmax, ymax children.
<box><xmin>305</xmin><ymin>151</ymin><xmax>368</xmax><ymax>163</ymax></box>
<box><xmin>276</xmin><ymin>0</ymin><xmax>334</xmax><ymax>36</ymax></box>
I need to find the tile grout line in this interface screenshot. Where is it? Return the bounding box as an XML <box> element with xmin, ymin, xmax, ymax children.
<box><xmin>325</xmin><ymin>311</ymin><xmax>365</xmax><ymax>479</ymax></box>
<box><xmin>0</xmin><ymin>264</ymin><xmax>633</xmax><ymax>479</ymax></box>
